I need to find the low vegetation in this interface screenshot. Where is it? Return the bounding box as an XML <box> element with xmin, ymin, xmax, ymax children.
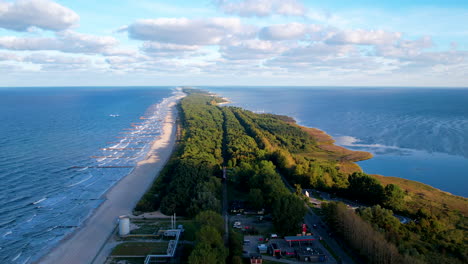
<box><xmin>111</xmin><ymin>242</ymin><xmax>169</xmax><ymax>256</ymax></box>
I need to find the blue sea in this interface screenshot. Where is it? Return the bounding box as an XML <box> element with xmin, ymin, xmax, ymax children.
<box><xmin>0</xmin><ymin>87</ymin><xmax>182</xmax><ymax>263</ymax></box>
<box><xmin>207</xmin><ymin>87</ymin><xmax>468</xmax><ymax>197</ymax></box>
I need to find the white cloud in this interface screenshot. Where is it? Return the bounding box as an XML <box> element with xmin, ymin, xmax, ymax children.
<box><xmin>105</xmin><ymin>56</ymin><xmax>144</xmax><ymax>66</ymax></box>
<box><xmin>0</xmin><ymin>51</ymin><xmax>98</xmax><ymax>72</ymax></box>
<box><xmin>125</xmin><ymin>17</ymin><xmax>255</xmax><ymax>45</ymax></box>
<box><xmin>102</xmin><ymin>48</ymin><xmax>140</xmax><ymax>57</ymax></box>
<box><xmin>0</xmin><ymin>31</ymin><xmax>118</xmax><ymax>54</ymax></box>
<box><xmin>215</xmin><ymin>0</ymin><xmax>306</xmax><ymax>17</ymax></box>
<box><xmin>139</xmin><ymin>42</ymin><xmax>206</xmax><ymax>59</ymax></box>
<box><xmin>57</xmin><ymin>31</ymin><xmax>118</xmax><ymax>53</ymax></box>
<box><xmin>375</xmin><ymin>36</ymin><xmax>432</xmax><ymax>58</ymax></box>
<box><xmin>0</xmin><ymin>36</ymin><xmax>59</xmax><ymax>50</ymax></box>
<box><xmin>259</xmin><ymin>23</ymin><xmax>322</xmax><ymax>40</ymax></box>
<box><xmin>0</xmin><ymin>0</ymin><xmax>79</xmax><ymax>32</ymax></box>
<box><xmin>23</xmin><ymin>53</ymin><xmax>91</xmax><ymax>65</ymax></box>
<box><xmin>0</xmin><ymin>51</ymin><xmax>21</xmax><ymax>61</ymax></box>
<box><xmin>279</xmin><ymin>43</ymin><xmax>355</xmax><ymax>60</ymax></box>
<box><xmin>220</xmin><ymin>39</ymin><xmax>288</xmax><ymax>60</ymax></box>
<box><xmin>142</xmin><ymin>42</ymin><xmax>199</xmax><ymax>52</ymax></box>
<box><xmin>264</xmin><ymin>43</ymin><xmax>358</xmax><ymax>70</ymax></box>
<box><xmin>326</xmin><ymin>29</ymin><xmax>402</xmax><ymax>45</ymax></box>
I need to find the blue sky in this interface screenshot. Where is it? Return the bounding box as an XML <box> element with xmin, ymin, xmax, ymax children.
<box><xmin>0</xmin><ymin>0</ymin><xmax>467</xmax><ymax>86</ymax></box>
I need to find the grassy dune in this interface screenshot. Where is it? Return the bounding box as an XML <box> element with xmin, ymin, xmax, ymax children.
<box><xmin>298</xmin><ymin>123</ymin><xmax>467</xmax><ymax>216</ymax></box>
<box><xmin>298</xmin><ymin>125</ymin><xmax>373</xmax><ymax>174</ymax></box>
<box><xmin>374</xmin><ymin>174</ymin><xmax>468</xmax><ymax>215</ymax></box>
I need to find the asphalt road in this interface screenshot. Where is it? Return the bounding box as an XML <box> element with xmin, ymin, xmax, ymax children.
<box><xmin>304</xmin><ymin>210</ymin><xmax>355</xmax><ymax>264</ymax></box>
<box><xmin>278</xmin><ymin>173</ymin><xmax>355</xmax><ymax>264</ymax></box>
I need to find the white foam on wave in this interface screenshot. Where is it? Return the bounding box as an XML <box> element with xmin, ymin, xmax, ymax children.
<box><xmin>334</xmin><ymin>135</ymin><xmax>424</xmax><ymax>159</ymax></box>
<box><xmin>46</xmin><ymin>226</ymin><xmax>58</xmax><ymax>232</ymax></box>
<box><xmin>334</xmin><ymin>136</ymin><xmax>359</xmax><ymax>146</ymax></box>
<box><xmin>3</xmin><ymin>230</ymin><xmax>12</xmax><ymax>237</ymax></box>
<box><xmin>32</xmin><ymin>197</ymin><xmax>47</xmax><ymax>205</ymax></box>
<box><xmin>21</xmin><ymin>256</ymin><xmax>31</xmax><ymax>264</ymax></box>
<box><xmin>25</xmin><ymin>214</ymin><xmax>37</xmax><ymax>223</ymax></box>
<box><xmin>12</xmin><ymin>252</ymin><xmax>21</xmax><ymax>261</ymax></box>
<box><xmin>66</xmin><ymin>173</ymin><xmax>93</xmax><ymax>188</ymax></box>
<box><xmin>335</xmin><ymin>135</ymin><xmax>404</xmax><ymax>150</ymax></box>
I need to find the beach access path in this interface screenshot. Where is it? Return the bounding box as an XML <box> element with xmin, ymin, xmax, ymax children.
<box><xmin>38</xmin><ymin>95</ymin><xmax>184</xmax><ymax>264</ymax></box>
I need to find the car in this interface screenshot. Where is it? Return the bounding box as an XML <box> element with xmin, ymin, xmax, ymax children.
<box><xmin>270</xmin><ymin>234</ymin><xmax>278</xmax><ymax>238</ymax></box>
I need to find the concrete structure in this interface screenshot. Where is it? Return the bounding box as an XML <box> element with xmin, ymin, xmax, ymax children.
<box><xmin>144</xmin><ymin>228</ymin><xmax>182</xmax><ymax>264</ymax></box>
<box><xmin>118</xmin><ymin>215</ymin><xmax>130</xmax><ymax>237</ymax></box>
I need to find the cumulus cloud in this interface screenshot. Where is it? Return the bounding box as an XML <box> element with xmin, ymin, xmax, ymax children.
<box><xmin>142</xmin><ymin>42</ymin><xmax>199</xmax><ymax>52</ymax></box>
<box><xmin>0</xmin><ymin>31</ymin><xmax>118</xmax><ymax>54</ymax></box>
<box><xmin>0</xmin><ymin>0</ymin><xmax>79</xmax><ymax>31</ymax></box>
<box><xmin>0</xmin><ymin>51</ymin><xmax>21</xmax><ymax>61</ymax></box>
<box><xmin>375</xmin><ymin>36</ymin><xmax>433</xmax><ymax>58</ymax></box>
<box><xmin>139</xmin><ymin>41</ymin><xmax>207</xmax><ymax>59</ymax></box>
<box><xmin>124</xmin><ymin>17</ymin><xmax>255</xmax><ymax>45</ymax></box>
<box><xmin>220</xmin><ymin>39</ymin><xmax>288</xmax><ymax>60</ymax></box>
<box><xmin>24</xmin><ymin>53</ymin><xmax>91</xmax><ymax>65</ymax></box>
<box><xmin>326</xmin><ymin>29</ymin><xmax>402</xmax><ymax>45</ymax></box>
<box><xmin>264</xmin><ymin>43</ymin><xmax>357</xmax><ymax>70</ymax></box>
<box><xmin>0</xmin><ymin>51</ymin><xmax>96</xmax><ymax>72</ymax></box>
<box><xmin>215</xmin><ymin>0</ymin><xmax>306</xmax><ymax>17</ymax></box>
<box><xmin>259</xmin><ymin>23</ymin><xmax>322</xmax><ymax>40</ymax></box>
<box><xmin>280</xmin><ymin>43</ymin><xmax>355</xmax><ymax>60</ymax></box>
<box><xmin>57</xmin><ymin>31</ymin><xmax>118</xmax><ymax>53</ymax></box>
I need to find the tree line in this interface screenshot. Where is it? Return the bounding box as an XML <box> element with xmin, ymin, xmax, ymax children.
<box><xmin>221</xmin><ymin>106</ymin><xmax>467</xmax><ymax>263</ymax></box>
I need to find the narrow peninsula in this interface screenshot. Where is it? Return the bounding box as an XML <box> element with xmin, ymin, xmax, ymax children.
<box><xmin>106</xmin><ymin>88</ymin><xmax>466</xmax><ymax>264</ymax></box>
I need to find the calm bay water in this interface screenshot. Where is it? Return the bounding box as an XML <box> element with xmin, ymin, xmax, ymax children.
<box><xmin>207</xmin><ymin>87</ymin><xmax>468</xmax><ymax>197</ymax></box>
<box><xmin>0</xmin><ymin>87</ymin><xmax>179</xmax><ymax>263</ymax></box>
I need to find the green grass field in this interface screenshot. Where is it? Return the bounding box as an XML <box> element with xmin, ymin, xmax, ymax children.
<box><xmin>111</xmin><ymin>242</ymin><xmax>169</xmax><ymax>256</ymax></box>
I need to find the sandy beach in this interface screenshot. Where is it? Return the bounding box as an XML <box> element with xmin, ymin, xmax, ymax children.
<box><xmin>38</xmin><ymin>94</ymin><xmax>185</xmax><ymax>264</ymax></box>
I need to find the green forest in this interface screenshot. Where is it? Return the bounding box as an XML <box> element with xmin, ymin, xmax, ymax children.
<box><xmin>136</xmin><ymin>88</ymin><xmax>467</xmax><ymax>264</ymax></box>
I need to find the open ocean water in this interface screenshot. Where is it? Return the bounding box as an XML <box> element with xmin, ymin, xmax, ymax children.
<box><xmin>207</xmin><ymin>87</ymin><xmax>468</xmax><ymax>197</ymax></box>
<box><xmin>0</xmin><ymin>87</ymin><xmax>181</xmax><ymax>263</ymax></box>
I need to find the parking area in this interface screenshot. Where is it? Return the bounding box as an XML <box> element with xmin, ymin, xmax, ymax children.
<box><xmin>242</xmin><ymin>235</ymin><xmax>264</xmax><ymax>256</ymax></box>
<box><xmin>230</xmin><ymin>214</ymin><xmax>274</xmax><ymax>235</ymax></box>
<box><xmin>239</xmin><ymin>233</ymin><xmax>335</xmax><ymax>263</ymax></box>
<box><xmin>229</xmin><ymin>205</ymin><xmax>335</xmax><ymax>263</ymax></box>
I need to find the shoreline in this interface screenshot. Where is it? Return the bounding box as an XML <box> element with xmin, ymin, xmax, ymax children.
<box><xmin>37</xmin><ymin>92</ymin><xmax>186</xmax><ymax>264</ymax></box>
